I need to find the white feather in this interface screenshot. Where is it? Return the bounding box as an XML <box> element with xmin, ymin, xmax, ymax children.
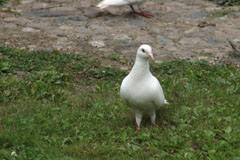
<box><xmin>164</xmin><ymin>99</ymin><xmax>169</xmax><ymax>104</ymax></box>
<box><xmin>120</xmin><ymin>44</ymin><xmax>168</xmax><ymax>131</ymax></box>
<box><xmin>97</xmin><ymin>0</ymin><xmax>143</xmax><ymax>9</ymax></box>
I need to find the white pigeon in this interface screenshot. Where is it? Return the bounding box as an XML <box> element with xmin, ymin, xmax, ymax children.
<box><xmin>120</xmin><ymin>44</ymin><xmax>168</xmax><ymax>133</ymax></box>
<box><xmin>97</xmin><ymin>0</ymin><xmax>154</xmax><ymax>18</ymax></box>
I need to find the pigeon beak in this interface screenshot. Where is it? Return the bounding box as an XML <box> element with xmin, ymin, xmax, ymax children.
<box><xmin>148</xmin><ymin>53</ymin><xmax>154</xmax><ymax>61</ymax></box>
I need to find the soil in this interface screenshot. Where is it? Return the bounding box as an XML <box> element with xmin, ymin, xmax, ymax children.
<box><xmin>1</xmin><ymin>0</ymin><xmax>240</xmax><ymax>66</ymax></box>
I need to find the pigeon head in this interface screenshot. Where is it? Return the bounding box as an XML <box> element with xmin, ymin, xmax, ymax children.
<box><xmin>137</xmin><ymin>44</ymin><xmax>154</xmax><ymax>60</ymax></box>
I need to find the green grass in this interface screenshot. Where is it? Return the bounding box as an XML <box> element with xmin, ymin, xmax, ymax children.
<box><xmin>207</xmin><ymin>0</ymin><xmax>240</xmax><ymax>17</ymax></box>
<box><xmin>211</xmin><ymin>8</ymin><xmax>239</xmax><ymax>17</ymax></box>
<box><xmin>0</xmin><ymin>0</ymin><xmax>8</xmax><ymax>5</ymax></box>
<box><xmin>220</xmin><ymin>0</ymin><xmax>240</xmax><ymax>6</ymax></box>
<box><xmin>0</xmin><ymin>46</ymin><xmax>240</xmax><ymax>159</ymax></box>
<box><xmin>208</xmin><ymin>0</ymin><xmax>240</xmax><ymax>6</ymax></box>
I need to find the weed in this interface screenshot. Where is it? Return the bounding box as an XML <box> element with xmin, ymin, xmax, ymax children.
<box><xmin>109</xmin><ymin>53</ymin><xmax>121</xmax><ymax>61</ymax></box>
<box><xmin>211</xmin><ymin>8</ymin><xmax>238</xmax><ymax>17</ymax></box>
<box><xmin>0</xmin><ymin>0</ymin><xmax>8</xmax><ymax>5</ymax></box>
<box><xmin>0</xmin><ymin>46</ymin><xmax>240</xmax><ymax>159</ymax></box>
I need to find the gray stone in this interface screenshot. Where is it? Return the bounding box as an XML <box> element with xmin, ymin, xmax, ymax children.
<box><xmin>55</xmin><ymin>37</ymin><xmax>69</xmax><ymax>49</ymax></box>
<box><xmin>52</xmin><ymin>0</ymin><xmax>69</xmax><ymax>3</ymax></box>
<box><xmin>32</xmin><ymin>3</ymin><xmax>52</xmax><ymax>10</ymax></box>
<box><xmin>27</xmin><ymin>45</ymin><xmax>37</xmax><ymax>50</ymax></box>
<box><xmin>114</xmin><ymin>34</ymin><xmax>132</xmax><ymax>41</ymax></box>
<box><xmin>156</xmin><ymin>35</ymin><xmax>174</xmax><ymax>44</ymax></box>
<box><xmin>165</xmin><ymin>1</ymin><xmax>186</xmax><ymax>7</ymax></box>
<box><xmin>27</xmin><ymin>22</ymin><xmax>51</xmax><ymax>30</ymax></box>
<box><xmin>150</xmin><ymin>27</ymin><xmax>162</xmax><ymax>34</ymax></box>
<box><xmin>57</xmin><ymin>37</ymin><xmax>68</xmax><ymax>42</ymax></box>
<box><xmin>56</xmin><ymin>16</ymin><xmax>69</xmax><ymax>23</ymax></box>
<box><xmin>59</xmin><ymin>25</ymin><xmax>73</xmax><ymax>30</ymax></box>
<box><xmin>191</xmin><ymin>31</ymin><xmax>210</xmax><ymax>38</ymax></box>
<box><xmin>89</xmin><ymin>41</ymin><xmax>105</xmax><ymax>48</ymax></box>
<box><xmin>28</xmin><ymin>10</ymin><xmax>73</xmax><ymax>17</ymax></box>
<box><xmin>47</xmin><ymin>34</ymin><xmax>58</xmax><ymax>39</ymax></box>
<box><xmin>198</xmin><ymin>21</ymin><xmax>216</xmax><ymax>28</ymax></box>
<box><xmin>74</xmin><ymin>26</ymin><xmax>90</xmax><ymax>34</ymax></box>
<box><xmin>129</xmin><ymin>19</ymin><xmax>146</xmax><ymax>29</ymax></box>
<box><xmin>66</xmin><ymin>21</ymin><xmax>83</xmax><ymax>26</ymax></box>
<box><xmin>53</xmin><ymin>45</ymin><xmax>64</xmax><ymax>50</ymax></box>
<box><xmin>185</xmin><ymin>12</ymin><xmax>209</xmax><ymax>19</ymax></box>
<box><xmin>27</xmin><ymin>7</ymin><xmax>77</xmax><ymax>17</ymax></box>
<box><xmin>168</xmin><ymin>33</ymin><xmax>181</xmax><ymax>40</ymax></box>
<box><xmin>122</xmin><ymin>41</ymin><xmax>133</xmax><ymax>47</ymax></box>
<box><xmin>179</xmin><ymin>37</ymin><xmax>203</xmax><ymax>45</ymax></box>
<box><xmin>166</xmin><ymin>45</ymin><xmax>177</xmax><ymax>51</ymax></box>
<box><xmin>0</xmin><ymin>12</ymin><xmax>9</xmax><ymax>18</ymax></box>
<box><xmin>49</xmin><ymin>7</ymin><xmax>77</xmax><ymax>12</ymax></box>
<box><xmin>92</xmin><ymin>35</ymin><xmax>107</xmax><ymax>41</ymax></box>
<box><xmin>162</xmin><ymin>11</ymin><xmax>181</xmax><ymax>22</ymax></box>
<box><xmin>104</xmin><ymin>7</ymin><xmax>120</xmax><ymax>15</ymax></box>
<box><xmin>122</xmin><ymin>24</ymin><xmax>137</xmax><ymax>30</ymax></box>
<box><xmin>136</xmin><ymin>35</ymin><xmax>154</xmax><ymax>43</ymax></box>
<box><xmin>4</xmin><ymin>17</ymin><xmax>30</xmax><ymax>25</ymax></box>
<box><xmin>89</xmin><ymin>24</ymin><xmax>106</xmax><ymax>32</ymax></box>
<box><xmin>21</xmin><ymin>0</ymin><xmax>34</xmax><ymax>4</ymax></box>
<box><xmin>22</xmin><ymin>27</ymin><xmax>40</xmax><ymax>33</ymax></box>
<box><xmin>76</xmin><ymin>34</ymin><xmax>89</xmax><ymax>39</ymax></box>
<box><xmin>79</xmin><ymin>0</ymin><xmax>91</xmax><ymax>8</ymax></box>
<box><xmin>68</xmin><ymin>15</ymin><xmax>88</xmax><ymax>21</ymax></box>
<box><xmin>31</xmin><ymin>48</ymin><xmax>53</xmax><ymax>51</ymax></box>
<box><xmin>54</xmin><ymin>29</ymin><xmax>68</xmax><ymax>37</ymax></box>
<box><xmin>207</xmin><ymin>38</ymin><xmax>222</xmax><ymax>44</ymax></box>
<box><xmin>84</xmin><ymin>7</ymin><xmax>101</xmax><ymax>18</ymax></box>
<box><xmin>4</xmin><ymin>23</ymin><xmax>17</xmax><ymax>29</ymax></box>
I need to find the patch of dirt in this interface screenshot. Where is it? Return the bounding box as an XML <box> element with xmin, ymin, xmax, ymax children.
<box><xmin>0</xmin><ymin>0</ymin><xmax>240</xmax><ymax>66</ymax></box>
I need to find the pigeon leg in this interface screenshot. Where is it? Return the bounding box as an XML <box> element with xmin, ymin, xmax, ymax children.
<box><xmin>138</xmin><ymin>6</ymin><xmax>154</xmax><ymax>18</ymax></box>
<box><xmin>129</xmin><ymin>5</ymin><xmax>153</xmax><ymax>18</ymax></box>
<box><xmin>150</xmin><ymin>111</ymin><xmax>158</xmax><ymax>126</ymax></box>
<box><xmin>135</xmin><ymin>112</ymin><xmax>143</xmax><ymax>134</ymax></box>
<box><xmin>130</xmin><ymin>5</ymin><xmax>137</xmax><ymax>13</ymax></box>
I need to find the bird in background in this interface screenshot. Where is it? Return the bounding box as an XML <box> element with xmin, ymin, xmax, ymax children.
<box><xmin>97</xmin><ymin>0</ymin><xmax>154</xmax><ymax>18</ymax></box>
<box><xmin>120</xmin><ymin>44</ymin><xmax>168</xmax><ymax>133</ymax></box>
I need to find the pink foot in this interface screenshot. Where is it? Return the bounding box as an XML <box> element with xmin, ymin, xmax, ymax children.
<box><xmin>139</xmin><ymin>11</ymin><xmax>154</xmax><ymax>18</ymax></box>
<box><xmin>135</xmin><ymin>125</ymin><xmax>140</xmax><ymax>134</ymax></box>
<box><xmin>152</xmin><ymin>123</ymin><xmax>158</xmax><ymax>127</ymax></box>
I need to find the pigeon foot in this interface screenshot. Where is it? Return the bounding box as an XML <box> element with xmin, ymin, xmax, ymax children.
<box><xmin>152</xmin><ymin>123</ymin><xmax>158</xmax><ymax>127</ymax></box>
<box><xmin>130</xmin><ymin>5</ymin><xmax>153</xmax><ymax>18</ymax></box>
<box><xmin>135</xmin><ymin>125</ymin><xmax>140</xmax><ymax>134</ymax></box>
<box><xmin>139</xmin><ymin>11</ymin><xmax>154</xmax><ymax>18</ymax></box>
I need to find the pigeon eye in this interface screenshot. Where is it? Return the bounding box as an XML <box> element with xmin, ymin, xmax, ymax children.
<box><xmin>142</xmin><ymin>49</ymin><xmax>145</xmax><ymax>52</ymax></box>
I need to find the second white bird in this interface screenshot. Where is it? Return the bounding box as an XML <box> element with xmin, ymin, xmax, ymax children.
<box><xmin>97</xmin><ymin>0</ymin><xmax>154</xmax><ymax>18</ymax></box>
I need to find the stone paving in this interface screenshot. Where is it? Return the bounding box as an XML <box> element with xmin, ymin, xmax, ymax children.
<box><xmin>0</xmin><ymin>0</ymin><xmax>240</xmax><ymax>65</ymax></box>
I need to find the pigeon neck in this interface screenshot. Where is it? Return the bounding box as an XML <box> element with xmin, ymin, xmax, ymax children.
<box><xmin>132</xmin><ymin>56</ymin><xmax>150</xmax><ymax>73</ymax></box>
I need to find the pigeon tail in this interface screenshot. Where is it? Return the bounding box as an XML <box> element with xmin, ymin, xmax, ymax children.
<box><xmin>97</xmin><ymin>2</ymin><xmax>108</xmax><ymax>9</ymax></box>
<box><xmin>164</xmin><ymin>100</ymin><xmax>169</xmax><ymax>105</ymax></box>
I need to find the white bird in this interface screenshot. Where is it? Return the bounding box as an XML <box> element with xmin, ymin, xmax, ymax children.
<box><xmin>120</xmin><ymin>44</ymin><xmax>168</xmax><ymax>133</ymax></box>
<box><xmin>97</xmin><ymin>0</ymin><xmax>154</xmax><ymax>18</ymax></box>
